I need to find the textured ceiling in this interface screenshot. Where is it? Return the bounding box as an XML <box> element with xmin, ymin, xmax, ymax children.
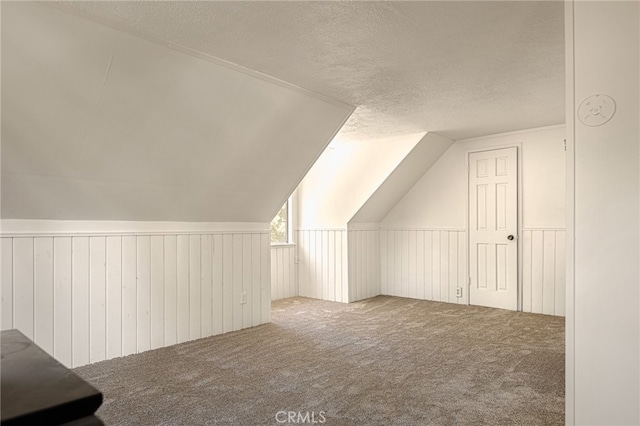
<box><xmin>59</xmin><ymin>1</ymin><xmax>565</xmax><ymax>142</ymax></box>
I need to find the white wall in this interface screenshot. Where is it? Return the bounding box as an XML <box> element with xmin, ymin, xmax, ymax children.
<box><xmin>1</xmin><ymin>2</ymin><xmax>352</xmax><ymax>223</ymax></box>
<box><xmin>295</xmin><ymin>133</ymin><xmax>422</xmax><ymax>302</ymax></box>
<box><xmin>0</xmin><ymin>221</ymin><xmax>270</xmax><ymax>368</ymax></box>
<box><xmin>296</xmin><ymin>229</ymin><xmax>348</xmax><ymax>303</ymax></box>
<box><xmin>350</xmin><ymin>133</ymin><xmax>453</xmax><ymax>224</ymax></box>
<box><xmin>567</xmin><ymin>1</ymin><xmax>640</xmax><ymax>424</ymax></box>
<box><xmin>270</xmin><ymin>245</ymin><xmax>297</xmax><ymax>301</ymax></box>
<box><xmin>379</xmin><ymin>126</ymin><xmax>566</xmax><ymax>316</ymax></box>
<box><xmin>381</xmin><ymin>229</ymin><xmax>466</xmax><ymax>304</ymax></box>
<box><xmin>348</xmin><ymin>227</ymin><xmax>380</xmax><ymax>302</ymax></box>
<box><xmin>297</xmin><ymin>133</ymin><xmax>422</xmax><ymax>229</ymax></box>
<box><xmin>382</xmin><ymin>126</ymin><xmax>566</xmax><ymax>229</ymax></box>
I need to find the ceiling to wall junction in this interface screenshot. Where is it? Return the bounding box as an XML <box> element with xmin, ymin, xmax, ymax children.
<box><xmin>1</xmin><ymin>2</ymin><xmax>353</xmax><ymax>222</ymax></box>
<box><xmin>60</xmin><ymin>1</ymin><xmax>565</xmax><ymax>142</ymax></box>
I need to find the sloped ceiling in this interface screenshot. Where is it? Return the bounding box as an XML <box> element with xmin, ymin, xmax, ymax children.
<box><xmin>349</xmin><ymin>133</ymin><xmax>454</xmax><ymax>224</ymax></box>
<box><xmin>1</xmin><ymin>2</ymin><xmax>353</xmax><ymax>222</ymax></box>
<box><xmin>59</xmin><ymin>1</ymin><xmax>565</xmax><ymax>142</ymax></box>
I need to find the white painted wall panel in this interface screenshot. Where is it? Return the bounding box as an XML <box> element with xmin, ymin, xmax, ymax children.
<box><xmin>14</xmin><ymin>238</ymin><xmax>34</xmax><ymax>340</ymax></box>
<box><xmin>380</xmin><ymin>228</ymin><xmax>564</xmax><ymax>315</ymax></box>
<box><xmin>189</xmin><ymin>235</ymin><xmax>201</xmax><ymax>340</ymax></box>
<box><xmin>0</xmin><ymin>227</ymin><xmax>269</xmax><ymax>367</ymax></box>
<box><xmin>176</xmin><ymin>235</ymin><xmax>189</xmax><ymax>343</ymax></box>
<box><xmin>232</xmin><ymin>234</ymin><xmax>243</xmax><ymax>331</ymax></box>
<box><xmin>1</xmin><ymin>239</ymin><xmax>13</xmax><ymax>330</ymax></box>
<box><xmin>212</xmin><ymin>235</ymin><xmax>223</xmax><ymax>335</ymax></box>
<box><xmin>136</xmin><ymin>236</ymin><xmax>151</xmax><ymax>353</ymax></box>
<box><xmin>521</xmin><ymin>230</ymin><xmax>566</xmax><ymax>316</ymax></box>
<box><xmin>242</xmin><ymin>234</ymin><xmax>252</xmax><ymax>329</ymax></box>
<box><xmin>222</xmin><ymin>234</ymin><xmax>233</xmax><ymax>333</ymax></box>
<box><xmin>382</xmin><ymin>230</ymin><xmax>465</xmax><ymax>303</ymax></box>
<box><xmin>150</xmin><ymin>235</ymin><xmax>164</xmax><ymax>349</ymax></box>
<box><xmin>54</xmin><ymin>237</ymin><xmax>73</xmax><ymax>367</ymax></box>
<box><xmin>201</xmin><ymin>235</ymin><xmax>213</xmax><ymax>338</ymax></box>
<box><xmin>296</xmin><ymin>230</ymin><xmax>349</xmax><ymax>303</ymax></box>
<box><xmin>270</xmin><ymin>245</ymin><xmax>298</xmax><ymax>301</ymax></box>
<box><xmin>89</xmin><ymin>237</ymin><xmax>106</xmax><ymax>363</ymax></box>
<box><xmin>163</xmin><ymin>235</ymin><xmax>178</xmax><ymax>346</ymax></box>
<box><xmin>121</xmin><ymin>236</ymin><xmax>137</xmax><ymax>356</ymax></box>
<box><xmin>72</xmin><ymin>237</ymin><xmax>90</xmax><ymax>367</ymax></box>
<box><xmin>251</xmin><ymin>234</ymin><xmax>261</xmax><ymax>327</ymax></box>
<box><xmin>106</xmin><ymin>236</ymin><xmax>122</xmax><ymax>360</ymax></box>
<box><xmin>34</xmin><ymin>237</ymin><xmax>54</xmax><ymax>356</ymax></box>
<box><xmin>260</xmin><ymin>234</ymin><xmax>271</xmax><ymax>325</ymax></box>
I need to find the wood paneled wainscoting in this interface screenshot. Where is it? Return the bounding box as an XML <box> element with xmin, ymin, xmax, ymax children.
<box><xmin>1</xmin><ymin>223</ymin><xmax>271</xmax><ymax>368</ymax></box>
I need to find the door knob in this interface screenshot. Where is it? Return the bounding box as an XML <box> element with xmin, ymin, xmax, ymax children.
<box><xmin>507</xmin><ymin>235</ymin><xmax>515</xmax><ymax>240</ymax></box>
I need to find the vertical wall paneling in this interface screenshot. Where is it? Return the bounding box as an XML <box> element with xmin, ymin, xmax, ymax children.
<box><xmin>89</xmin><ymin>237</ymin><xmax>106</xmax><ymax>363</ymax></box>
<box><xmin>35</xmin><ymin>237</ymin><xmax>54</xmax><ymax>356</ymax></box>
<box><xmin>242</xmin><ymin>234</ymin><xmax>252</xmax><ymax>329</ymax></box>
<box><xmin>71</xmin><ymin>237</ymin><xmax>90</xmax><ymax>366</ymax></box>
<box><xmin>72</xmin><ymin>237</ymin><xmax>90</xmax><ymax>367</ymax></box>
<box><xmin>212</xmin><ymin>235</ymin><xmax>223</xmax><ymax>335</ymax></box>
<box><xmin>416</xmin><ymin>231</ymin><xmax>425</xmax><ymax>300</ymax></box>
<box><xmin>520</xmin><ymin>229</ymin><xmax>566</xmax><ymax>316</ymax></box>
<box><xmin>347</xmin><ymin>232</ymin><xmax>355</xmax><ymax>301</ymax></box>
<box><xmin>106</xmin><ymin>236</ymin><xmax>122</xmax><ymax>360</ymax></box>
<box><xmin>342</xmin><ymin>232</ymin><xmax>348</xmax><ymax>302</ymax></box>
<box><xmin>136</xmin><ymin>236</ymin><xmax>151</xmax><ymax>353</ymax></box>
<box><xmin>121</xmin><ymin>236</ymin><xmax>137</xmax><ymax>356</ymax></box>
<box><xmin>260</xmin><ymin>233</ymin><xmax>270</xmax><ymax>324</ymax></box>
<box><xmin>251</xmin><ymin>234</ymin><xmax>261</xmax><ymax>326</ymax></box>
<box><xmin>188</xmin><ymin>235</ymin><xmax>201</xmax><ymax>340</ymax></box>
<box><xmin>14</xmin><ymin>238</ymin><xmax>34</xmax><ymax>340</ymax></box>
<box><xmin>380</xmin><ymin>231</ymin><xmax>388</xmax><ymax>295</ymax></box>
<box><xmin>222</xmin><ymin>234</ymin><xmax>233</xmax><ymax>333</ymax></box>
<box><xmin>432</xmin><ymin>232</ymin><xmax>441</xmax><ymax>301</ymax></box>
<box><xmin>522</xmin><ymin>231</ymin><xmax>533</xmax><ymax>312</ymax></box>
<box><xmin>271</xmin><ymin>248</ymin><xmax>278</xmax><ymax>300</ymax></box>
<box><xmin>232</xmin><ymin>234</ymin><xmax>243</xmax><ymax>331</ymax></box>
<box><xmin>315</xmin><ymin>232</ymin><xmax>323</xmax><ymax>300</ymax></box>
<box><xmin>176</xmin><ymin>235</ymin><xmax>189</xmax><ymax>343</ymax></box>
<box><xmin>400</xmin><ymin>231</ymin><xmax>409</xmax><ymax>297</ymax></box>
<box><xmin>296</xmin><ymin>230</ymin><xmax>348</xmax><ymax>303</ymax></box>
<box><xmin>457</xmin><ymin>232</ymin><xmax>466</xmax><ymax>304</ymax></box>
<box><xmin>424</xmin><ymin>231</ymin><xmax>433</xmax><ymax>300</ymax></box>
<box><xmin>440</xmin><ymin>232</ymin><xmax>450</xmax><ymax>303</ymax></box>
<box><xmin>554</xmin><ymin>233</ymin><xmax>566</xmax><ymax>316</ymax></box>
<box><xmin>200</xmin><ymin>235</ymin><xmax>213</xmax><ymax>338</ymax></box>
<box><xmin>448</xmin><ymin>232</ymin><xmax>458</xmax><ymax>303</ymax></box>
<box><xmin>542</xmin><ymin>231</ymin><xmax>556</xmax><ymax>315</ymax></box>
<box><xmin>379</xmin><ymin>228</ymin><xmax>563</xmax><ymax>315</ymax></box>
<box><xmin>1</xmin><ymin>228</ymin><xmax>270</xmax><ymax>367</ymax></box>
<box><xmin>150</xmin><ymin>235</ymin><xmax>164</xmax><ymax>349</ymax></box>
<box><xmin>303</xmin><ymin>231</ymin><xmax>322</xmax><ymax>298</ymax></box>
<box><xmin>54</xmin><ymin>237</ymin><xmax>73</xmax><ymax>367</ymax></box>
<box><xmin>393</xmin><ymin>231</ymin><xmax>401</xmax><ymax>297</ymax></box>
<box><xmin>408</xmin><ymin>231</ymin><xmax>417</xmax><ymax>299</ymax></box>
<box><xmin>163</xmin><ymin>235</ymin><xmax>178</xmax><ymax>346</ymax></box>
<box><xmin>1</xmin><ymin>239</ymin><xmax>13</xmax><ymax>330</ymax></box>
<box><xmin>530</xmin><ymin>231</ymin><xmax>544</xmax><ymax>313</ymax></box>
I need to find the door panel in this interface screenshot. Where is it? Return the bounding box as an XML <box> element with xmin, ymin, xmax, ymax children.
<box><xmin>469</xmin><ymin>147</ymin><xmax>518</xmax><ymax>310</ymax></box>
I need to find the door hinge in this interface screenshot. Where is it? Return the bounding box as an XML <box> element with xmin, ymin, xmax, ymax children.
<box><xmin>468</xmin><ymin>276</ymin><xmax>471</xmax><ymax>286</ymax></box>
<box><xmin>563</xmin><ymin>138</ymin><xmax>567</xmax><ymax>151</ymax></box>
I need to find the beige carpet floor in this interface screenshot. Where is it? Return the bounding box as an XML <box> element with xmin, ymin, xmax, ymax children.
<box><xmin>75</xmin><ymin>296</ymin><xmax>565</xmax><ymax>425</ymax></box>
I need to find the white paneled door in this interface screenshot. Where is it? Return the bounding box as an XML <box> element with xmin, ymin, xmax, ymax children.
<box><xmin>469</xmin><ymin>147</ymin><xmax>518</xmax><ymax>310</ymax></box>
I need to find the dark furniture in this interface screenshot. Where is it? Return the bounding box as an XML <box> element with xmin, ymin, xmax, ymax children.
<box><xmin>1</xmin><ymin>329</ymin><xmax>103</xmax><ymax>425</ymax></box>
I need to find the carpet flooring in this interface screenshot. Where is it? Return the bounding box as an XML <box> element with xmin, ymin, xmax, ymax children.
<box><xmin>75</xmin><ymin>296</ymin><xmax>565</xmax><ymax>425</ymax></box>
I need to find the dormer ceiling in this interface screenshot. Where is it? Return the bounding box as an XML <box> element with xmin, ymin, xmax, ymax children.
<box><xmin>59</xmin><ymin>1</ymin><xmax>565</xmax><ymax>142</ymax></box>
